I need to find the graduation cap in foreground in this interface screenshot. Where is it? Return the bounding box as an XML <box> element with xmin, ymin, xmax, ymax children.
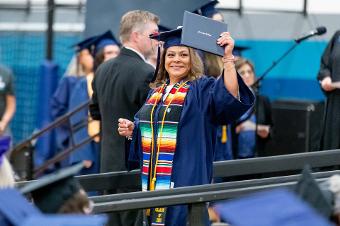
<box><xmin>20</xmin><ymin>162</ymin><xmax>84</xmax><ymax>213</ymax></box>
<box><xmin>88</xmin><ymin>30</ymin><xmax>121</xmax><ymax>57</ymax></box>
<box><xmin>0</xmin><ymin>188</ymin><xmax>41</xmax><ymax>226</ymax></box>
<box><xmin>0</xmin><ymin>136</ymin><xmax>11</xmax><ymax>165</ymax></box>
<box><xmin>294</xmin><ymin>166</ymin><xmax>334</xmax><ymax>218</ymax></box>
<box><xmin>213</xmin><ymin>188</ymin><xmax>333</xmax><ymax>226</ymax></box>
<box><xmin>21</xmin><ymin>214</ymin><xmax>107</xmax><ymax>226</ymax></box>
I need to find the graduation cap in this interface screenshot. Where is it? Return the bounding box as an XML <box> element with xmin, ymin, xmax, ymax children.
<box><xmin>213</xmin><ymin>188</ymin><xmax>333</xmax><ymax>226</ymax></box>
<box><xmin>150</xmin><ymin>27</ymin><xmax>183</xmax><ymax>49</ymax></box>
<box><xmin>0</xmin><ymin>136</ymin><xmax>11</xmax><ymax>166</ymax></box>
<box><xmin>20</xmin><ymin>163</ymin><xmax>85</xmax><ymax>214</ymax></box>
<box><xmin>21</xmin><ymin>215</ymin><xmax>107</xmax><ymax>226</ymax></box>
<box><xmin>88</xmin><ymin>30</ymin><xmax>121</xmax><ymax>57</ymax></box>
<box><xmin>194</xmin><ymin>0</ymin><xmax>219</xmax><ymax>18</ymax></box>
<box><xmin>73</xmin><ymin>36</ymin><xmax>97</xmax><ymax>53</ymax></box>
<box><xmin>0</xmin><ymin>188</ymin><xmax>41</xmax><ymax>226</ymax></box>
<box><xmin>233</xmin><ymin>45</ymin><xmax>250</xmax><ymax>57</ymax></box>
<box><xmin>294</xmin><ymin>166</ymin><xmax>334</xmax><ymax>218</ymax></box>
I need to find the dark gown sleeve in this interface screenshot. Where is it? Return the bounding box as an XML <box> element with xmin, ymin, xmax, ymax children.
<box><xmin>317</xmin><ymin>31</ymin><xmax>340</xmax><ymax>82</ymax></box>
<box><xmin>195</xmin><ymin>73</ymin><xmax>255</xmax><ymax>125</ymax></box>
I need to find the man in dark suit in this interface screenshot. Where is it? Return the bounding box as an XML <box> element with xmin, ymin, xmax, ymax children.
<box><xmin>90</xmin><ymin>10</ymin><xmax>159</xmax><ymax>226</ymax></box>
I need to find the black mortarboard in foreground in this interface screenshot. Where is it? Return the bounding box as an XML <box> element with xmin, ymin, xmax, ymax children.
<box><xmin>0</xmin><ymin>188</ymin><xmax>107</xmax><ymax>226</ymax></box>
<box><xmin>0</xmin><ymin>188</ymin><xmax>41</xmax><ymax>226</ymax></box>
<box><xmin>20</xmin><ymin>163</ymin><xmax>84</xmax><ymax>213</ymax></box>
<box><xmin>214</xmin><ymin>188</ymin><xmax>333</xmax><ymax>226</ymax></box>
<box><xmin>294</xmin><ymin>166</ymin><xmax>334</xmax><ymax>218</ymax></box>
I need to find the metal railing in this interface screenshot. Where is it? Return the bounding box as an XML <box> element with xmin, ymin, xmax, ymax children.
<box><xmin>17</xmin><ymin>148</ymin><xmax>340</xmax><ymax>189</ymax></box>
<box><xmin>11</xmin><ymin>100</ymin><xmax>97</xmax><ymax>179</ymax></box>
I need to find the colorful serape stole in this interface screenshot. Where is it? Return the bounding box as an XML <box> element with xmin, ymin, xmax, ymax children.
<box><xmin>137</xmin><ymin>81</ymin><xmax>190</xmax><ymax>226</ymax></box>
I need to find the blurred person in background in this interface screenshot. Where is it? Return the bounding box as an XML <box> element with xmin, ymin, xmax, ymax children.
<box><xmin>318</xmin><ymin>30</ymin><xmax>340</xmax><ymax>151</ymax></box>
<box><xmin>0</xmin><ymin>64</ymin><xmax>16</xmax><ymax>151</ymax></box>
<box><xmin>90</xmin><ymin>10</ymin><xmax>159</xmax><ymax>226</ymax></box>
<box><xmin>48</xmin><ymin>36</ymin><xmax>95</xmax><ymax>169</ymax></box>
<box><xmin>68</xmin><ymin>30</ymin><xmax>121</xmax><ymax>175</ymax></box>
<box><xmin>0</xmin><ymin>136</ymin><xmax>15</xmax><ymax>189</ymax></box>
<box><xmin>232</xmin><ymin>58</ymin><xmax>273</xmax><ymax>158</ymax></box>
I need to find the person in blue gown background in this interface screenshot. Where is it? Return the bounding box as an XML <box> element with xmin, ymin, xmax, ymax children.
<box><xmin>68</xmin><ymin>30</ymin><xmax>121</xmax><ymax>175</ymax></box>
<box><xmin>49</xmin><ymin>36</ymin><xmax>95</xmax><ymax>165</ymax></box>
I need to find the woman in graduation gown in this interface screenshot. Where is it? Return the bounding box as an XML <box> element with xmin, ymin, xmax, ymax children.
<box><xmin>318</xmin><ymin>30</ymin><xmax>340</xmax><ymax>150</ymax></box>
<box><xmin>49</xmin><ymin>37</ymin><xmax>95</xmax><ymax>168</ymax></box>
<box><xmin>118</xmin><ymin>27</ymin><xmax>254</xmax><ymax>226</ymax></box>
<box><xmin>68</xmin><ymin>31</ymin><xmax>120</xmax><ymax>174</ymax></box>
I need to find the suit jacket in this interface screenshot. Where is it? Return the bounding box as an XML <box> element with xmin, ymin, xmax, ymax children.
<box><xmin>90</xmin><ymin>47</ymin><xmax>154</xmax><ymax>172</ymax></box>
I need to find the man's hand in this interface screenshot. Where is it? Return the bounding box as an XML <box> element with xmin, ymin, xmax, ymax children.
<box><xmin>321</xmin><ymin>77</ymin><xmax>335</xmax><ymax>92</ymax></box>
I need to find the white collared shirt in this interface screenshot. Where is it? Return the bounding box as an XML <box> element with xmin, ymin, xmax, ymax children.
<box><xmin>124</xmin><ymin>46</ymin><xmax>147</xmax><ymax>62</ymax></box>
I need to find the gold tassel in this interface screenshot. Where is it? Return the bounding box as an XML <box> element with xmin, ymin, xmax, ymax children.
<box><xmin>221</xmin><ymin>125</ymin><xmax>227</xmax><ymax>143</ymax></box>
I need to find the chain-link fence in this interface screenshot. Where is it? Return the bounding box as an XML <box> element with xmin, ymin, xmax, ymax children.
<box><xmin>0</xmin><ymin>31</ymin><xmax>81</xmax><ymax>143</ymax></box>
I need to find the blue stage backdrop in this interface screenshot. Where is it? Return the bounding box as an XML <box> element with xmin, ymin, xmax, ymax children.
<box><xmin>0</xmin><ymin>32</ymin><xmax>327</xmax><ymax>144</ymax></box>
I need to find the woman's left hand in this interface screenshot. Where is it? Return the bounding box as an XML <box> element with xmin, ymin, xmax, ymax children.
<box><xmin>217</xmin><ymin>32</ymin><xmax>235</xmax><ymax>57</ymax></box>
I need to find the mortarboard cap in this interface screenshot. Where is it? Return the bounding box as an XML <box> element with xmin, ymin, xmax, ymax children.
<box><xmin>20</xmin><ymin>163</ymin><xmax>84</xmax><ymax>213</ymax></box>
<box><xmin>0</xmin><ymin>188</ymin><xmax>41</xmax><ymax>226</ymax></box>
<box><xmin>294</xmin><ymin>166</ymin><xmax>334</xmax><ymax>218</ymax></box>
<box><xmin>233</xmin><ymin>45</ymin><xmax>250</xmax><ymax>57</ymax></box>
<box><xmin>89</xmin><ymin>30</ymin><xmax>120</xmax><ymax>57</ymax></box>
<box><xmin>158</xmin><ymin>25</ymin><xmax>171</xmax><ymax>33</ymax></box>
<box><xmin>214</xmin><ymin>188</ymin><xmax>333</xmax><ymax>226</ymax></box>
<box><xmin>21</xmin><ymin>214</ymin><xmax>107</xmax><ymax>226</ymax></box>
<box><xmin>0</xmin><ymin>136</ymin><xmax>11</xmax><ymax>166</ymax></box>
<box><xmin>73</xmin><ymin>36</ymin><xmax>97</xmax><ymax>53</ymax></box>
<box><xmin>195</xmin><ymin>0</ymin><xmax>219</xmax><ymax>18</ymax></box>
<box><xmin>150</xmin><ymin>27</ymin><xmax>183</xmax><ymax>49</ymax></box>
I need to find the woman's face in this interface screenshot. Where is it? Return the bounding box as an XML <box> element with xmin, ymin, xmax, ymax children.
<box><xmin>103</xmin><ymin>45</ymin><xmax>120</xmax><ymax>61</ymax></box>
<box><xmin>164</xmin><ymin>46</ymin><xmax>191</xmax><ymax>83</ymax></box>
<box><xmin>78</xmin><ymin>49</ymin><xmax>94</xmax><ymax>72</ymax></box>
<box><xmin>238</xmin><ymin>63</ymin><xmax>255</xmax><ymax>86</ymax></box>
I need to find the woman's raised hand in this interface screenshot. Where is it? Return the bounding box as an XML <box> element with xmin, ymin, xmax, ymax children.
<box><xmin>217</xmin><ymin>32</ymin><xmax>235</xmax><ymax>58</ymax></box>
<box><xmin>118</xmin><ymin>118</ymin><xmax>134</xmax><ymax>137</ymax></box>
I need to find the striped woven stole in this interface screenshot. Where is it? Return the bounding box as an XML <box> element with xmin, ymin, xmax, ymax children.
<box><xmin>137</xmin><ymin>81</ymin><xmax>190</xmax><ymax>226</ymax></box>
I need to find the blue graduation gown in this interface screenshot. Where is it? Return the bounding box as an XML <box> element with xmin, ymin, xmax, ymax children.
<box><xmin>50</xmin><ymin>76</ymin><xmax>80</xmax><ymax>152</ymax></box>
<box><xmin>214</xmin><ymin>125</ymin><xmax>233</xmax><ymax>161</ymax></box>
<box><xmin>130</xmin><ymin>75</ymin><xmax>255</xmax><ymax>226</ymax></box>
<box><xmin>68</xmin><ymin>78</ymin><xmax>100</xmax><ymax>174</ymax></box>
